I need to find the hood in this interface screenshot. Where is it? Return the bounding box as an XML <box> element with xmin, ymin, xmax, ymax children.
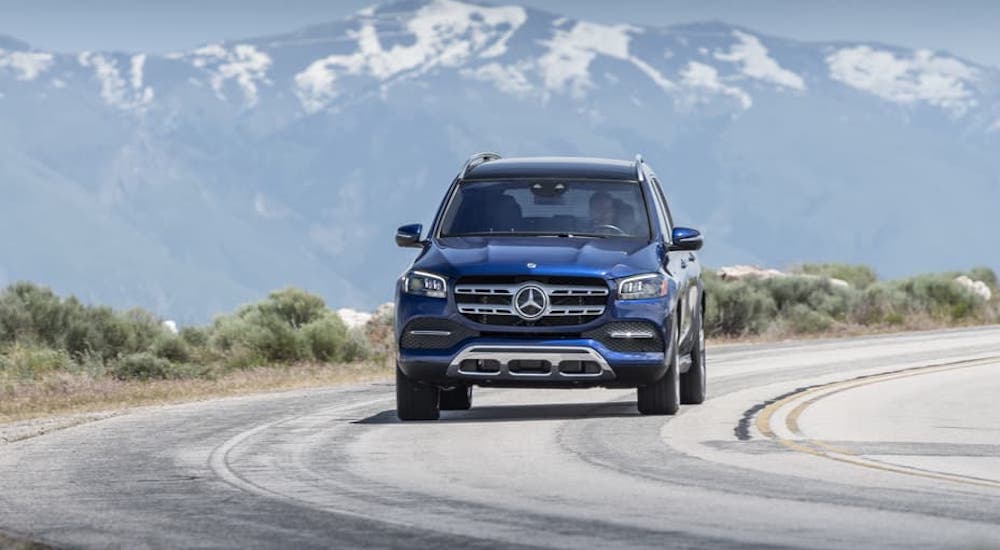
<box><xmin>413</xmin><ymin>236</ymin><xmax>662</xmax><ymax>280</ymax></box>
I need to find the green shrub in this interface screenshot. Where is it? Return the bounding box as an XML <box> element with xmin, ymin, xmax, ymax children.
<box><xmin>74</xmin><ymin>350</ymin><xmax>108</xmax><ymax>378</ymax></box>
<box><xmin>888</xmin><ymin>274</ymin><xmax>982</xmax><ymax>320</ymax></box>
<box><xmin>705</xmin><ymin>272</ymin><xmax>857</xmax><ymax>336</ymax></box>
<box><xmin>763</xmin><ymin>276</ymin><xmax>854</xmax><ymax>320</ymax></box>
<box><xmin>212</xmin><ymin>308</ymin><xmax>309</xmax><ymax>363</ymax></box>
<box><xmin>65</xmin><ymin>306</ymin><xmax>135</xmax><ymax>361</ymax></box>
<box><xmin>301</xmin><ymin>312</ymin><xmax>349</xmax><ymax>362</ymax></box>
<box><xmin>704</xmin><ymin>278</ymin><xmax>777</xmax><ymax>336</ymax></box>
<box><xmin>251</xmin><ymin>288</ymin><xmax>328</xmax><ymax>329</ymax></box>
<box><xmin>342</xmin><ymin>328</ymin><xmax>370</xmax><ymax>362</ymax></box>
<box><xmin>121</xmin><ymin>308</ymin><xmax>165</xmax><ymax>353</ymax></box>
<box><xmin>782</xmin><ymin>303</ymin><xmax>834</xmax><ymax>334</ymax></box>
<box><xmin>0</xmin><ymin>344</ymin><xmax>74</xmax><ymax>380</ymax></box>
<box><xmin>793</xmin><ymin>263</ymin><xmax>878</xmax><ymax>289</ymax></box>
<box><xmin>0</xmin><ymin>283</ymin><xmax>380</xmax><ymax>382</ymax></box>
<box><xmin>0</xmin><ymin>282</ymin><xmax>75</xmax><ymax>347</ymax></box>
<box><xmin>217</xmin><ymin>346</ymin><xmax>267</xmax><ymax>371</ymax></box>
<box><xmin>179</xmin><ymin>326</ymin><xmax>210</xmax><ymax>348</ymax></box>
<box><xmin>111</xmin><ymin>353</ymin><xmax>174</xmax><ymax>381</ymax></box>
<box><xmin>853</xmin><ymin>283</ymin><xmax>910</xmax><ymax>325</ymax></box>
<box><xmin>152</xmin><ymin>334</ymin><xmax>192</xmax><ymax>363</ymax></box>
<box><xmin>111</xmin><ymin>352</ymin><xmax>210</xmax><ymax>381</ymax></box>
<box><xmin>209</xmin><ymin>315</ymin><xmax>246</xmax><ymax>352</ymax></box>
<box><xmin>0</xmin><ymin>282</ymin><xmax>172</xmax><ymax>363</ymax></box>
<box><xmin>210</xmin><ymin>288</ymin><xmax>335</xmax><ymax>364</ymax></box>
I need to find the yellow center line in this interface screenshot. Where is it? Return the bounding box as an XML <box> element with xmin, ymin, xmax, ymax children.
<box><xmin>754</xmin><ymin>356</ymin><xmax>1000</xmax><ymax>490</ymax></box>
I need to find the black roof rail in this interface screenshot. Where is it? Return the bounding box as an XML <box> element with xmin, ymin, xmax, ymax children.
<box><xmin>459</xmin><ymin>152</ymin><xmax>502</xmax><ymax>180</ymax></box>
<box><xmin>634</xmin><ymin>153</ymin><xmax>645</xmax><ymax>182</ymax></box>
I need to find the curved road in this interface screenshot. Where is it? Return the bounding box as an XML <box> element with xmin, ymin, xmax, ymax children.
<box><xmin>2</xmin><ymin>327</ymin><xmax>999</xmax><ymax>549</ymax></box>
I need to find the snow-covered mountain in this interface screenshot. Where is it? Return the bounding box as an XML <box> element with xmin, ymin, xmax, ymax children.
<box><xmin>2</xmin><ymin>0</ymin><xmax>998</xmax><ymax>322</ymax></box>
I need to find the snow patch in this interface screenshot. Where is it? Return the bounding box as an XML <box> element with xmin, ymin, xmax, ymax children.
<box><xmin>536</xmin><ymin>21</ymin><xmax>674</xmax><ymax>97</ymax></box>
<box><xmin>130</xmin><ymin>54</ymin><xmax>146</xmax><ymax>90</ymax></box>
<box><xmin>680</xmin><ymin>61</ymin><xmax>752</xmax><ymax>109</ymax></box>
<box><xmin>0</xmin><ymin>49</ymin><xmax>54</xmax><ymax>80</ymax></box>
<box><xmin>538</xmin><ymin>21</ymin><xmax>635</xmax><ymax>96</ymax></box>
<box><xmin>715</xmin><ymin>31</ymin><xmax>805</xmax><ymax>90</ymax></box>
<box><xmin>78</xmin><ymin>52</ymin><xmax>154</xmax><ymax>111</ymax></box>
<box><xmin>629</xmin><ymin>56</ymin><xmax>676</xmax><ymax>92</ymax></box>
<box><xmin>187</xmin><ymin>43</ymin><xmax>272</xmax><ymax>106</ymax></box>
<box><xmin>294</xmin><ymin>0</ymin><xmax>526</xmax><ymax>113</ymax></box>
<box><xmin>461</xmin><ymin>62</ymin><xmax>535</xmax><ymax>97</ymax></box>
<box><xmin>826</xmin><ymin>46</ymin><xmax>977</xmax><ymax>114</ymax></box>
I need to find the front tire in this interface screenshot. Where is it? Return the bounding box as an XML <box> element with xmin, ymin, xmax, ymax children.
<box><xmin>637</xmin><ymin>318</ymin><xmax>680</xmax><ymax>415</ymax></box>
<box><xmin>396</xmin><ymin>365</ymin><xmax>440</xmax><ymax>421</ymax></box>
<box><xmin>681</xmin><ymin>310</ymin><xmax>707</xmax><ymax>405</ymax></box>
<box><xmin>440</xmin><ymin>385</ymin><xmax>473</xmax><ymax>410</ymax></box>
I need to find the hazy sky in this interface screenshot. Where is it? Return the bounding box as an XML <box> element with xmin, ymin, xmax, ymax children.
<box><xmin>1</xmin><ymin>0</ymin><xmax>998</xmax><ymax>67</ymax></box>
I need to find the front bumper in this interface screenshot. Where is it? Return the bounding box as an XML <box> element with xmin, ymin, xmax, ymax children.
<box><xmin>398</xmin><ymin>336</ymin><xmax>668</xmax><ymax>388</ymax></box>
<box><xmin>395</xmin><ymin>282</ymin><xmax>675</xmax><ymax>388</ymax></box>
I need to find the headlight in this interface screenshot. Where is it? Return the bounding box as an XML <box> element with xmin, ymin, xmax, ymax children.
<box><xmin>404</xmin><ymin>271</ymin><xmax>447</xmax><ymax>298</ymax></box>
<box><xmin>616</xmin><ymin>273</ymin><xmax>669</xmax><ymax>300</ymax></box>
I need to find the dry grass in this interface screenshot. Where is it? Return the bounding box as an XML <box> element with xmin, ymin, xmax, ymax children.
<box><xmin>0</xmin><ymin>361</ymin><xmax>392</xmax><ymax>424</ymax></box>
<box><xmin>0</xmin><ymin>531</ymin><xmax>49</xmax><ymax>549</ymax></box>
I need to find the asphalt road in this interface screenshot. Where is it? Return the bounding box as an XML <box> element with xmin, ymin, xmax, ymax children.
<box><xmin>2</xmin><ymin>327</ymin><xmax>999</xmax><ymax>549</ymax></box>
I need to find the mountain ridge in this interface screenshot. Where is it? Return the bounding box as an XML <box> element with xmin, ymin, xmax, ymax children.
<box><xmin>1</xmin><ymin>0</ymin><xmax>998</xmax><ymax>322</ymax></box>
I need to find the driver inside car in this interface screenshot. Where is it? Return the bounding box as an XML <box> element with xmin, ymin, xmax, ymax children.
<box><xmin>589</xmin><ymin>191</ymin><xmax>618</xmax><ymax>233</ymax></box>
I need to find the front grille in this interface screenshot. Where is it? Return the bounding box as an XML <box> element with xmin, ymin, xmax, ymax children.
<box><xmin>455</xmin><ymin>276</ymin><xmax>609</xmax><ymax>327</ymax></box>
<box><xmin>400</xmin><ymin>318</ymin><xmax>478</xmax><ymax>350</ymax></box>
<box><xmin>584</xmin><ymin>321</ymin><xmax>664</xmax><ymax>353</ymax></box>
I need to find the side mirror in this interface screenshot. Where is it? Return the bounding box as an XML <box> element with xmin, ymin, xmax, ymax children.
<box><xmin>395</xmin><ymin>224</ymin><xmax>424</xmax><ymax>248</ymax></box>
<box><xmin>670</xmin><ymin>227</ymin><xmax>703</xmax><ymax>251</ymax></box>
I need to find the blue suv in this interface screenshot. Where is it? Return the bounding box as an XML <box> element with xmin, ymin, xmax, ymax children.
<box><xmin>394</xmin><ymin>154</ymin><xmax>706</xmax><ymax>420</ymax></box>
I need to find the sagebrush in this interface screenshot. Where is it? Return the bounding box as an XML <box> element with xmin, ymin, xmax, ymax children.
<box><xmin>704</xmin><ymin>264</ymin><xmax>998</xmax><ymax>337</ymax></box>
<box><xmin>0</xmin><ymin>284</ymin><xmax>392</xmax><ymax>383</ymax></box>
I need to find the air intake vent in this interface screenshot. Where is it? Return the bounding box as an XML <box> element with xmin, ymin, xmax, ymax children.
<box><xmin>584</xmin><ymin>321</ymin><xmax>664</xmax><ymax>353</ymax></box>
<box><xmin>400</xmin><ymin>318</ymin><xmax>478</xmax><ymax>350</ymax></box>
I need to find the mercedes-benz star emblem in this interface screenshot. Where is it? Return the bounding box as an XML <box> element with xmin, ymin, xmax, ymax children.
<box><xmin>513</xmin><ymin>285</ymin><xmax>547</xmax><ymax>320</ymax></box>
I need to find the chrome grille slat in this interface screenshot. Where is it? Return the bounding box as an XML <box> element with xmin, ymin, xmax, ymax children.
<box><xmin>547</xmin><ymin>307</ymin><xmax>605</xmax><ymax>316</ymax></box>
<box><xmin>455</xmin><ymin>286</ymin><xmax>516</xmax><ymax>295</ymax></box>
<box><xmin>455</xmin><ymin>281</ymin><xmax>608</xmax><ymax>323</ymax></box>
<box><xmin>458</xmin><ymin>305</ymin><xmax>516</xmax><ymax>315</ymax></box>
<box><xmin>547</xmin><ymin>286</ymin><xmax>609</xmax><ymax>296</ymax></box>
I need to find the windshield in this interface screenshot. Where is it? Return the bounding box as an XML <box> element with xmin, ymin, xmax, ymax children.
<box><xmin>439</xmin><ymin>180</ymin><xmax>651</xmax><ymax>239</ymax></box>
